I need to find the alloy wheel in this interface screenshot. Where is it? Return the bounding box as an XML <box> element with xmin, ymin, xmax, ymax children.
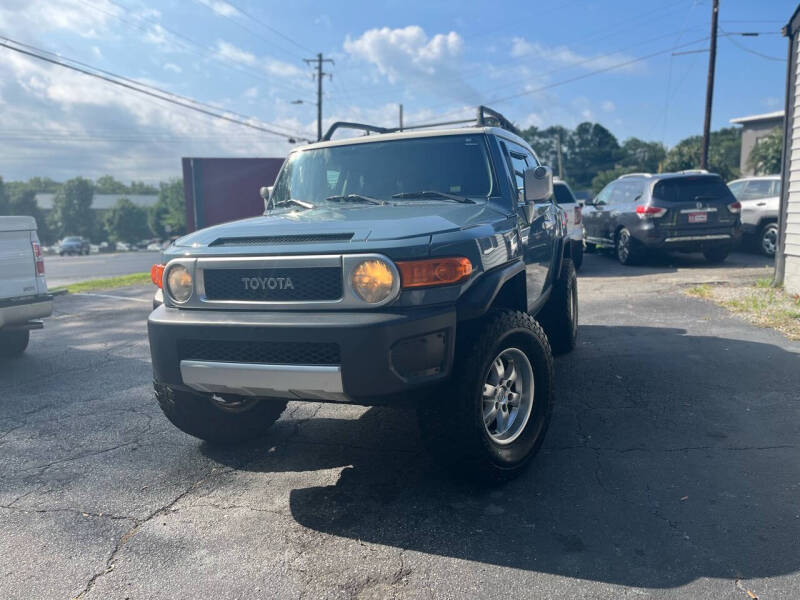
<box><xmin>482</xmin><ymin>348</ymin><xmax>535</xmax><ymax>445</ymax></box>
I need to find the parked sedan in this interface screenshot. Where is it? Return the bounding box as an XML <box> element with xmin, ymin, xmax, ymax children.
<box><xmin>727</xmin><ymin>175</ymin><xmax>780</xmax><ymax>257</ymax></box>
<box><xmin>583</xmin><ymin>171</ymin><xmax>742</xmax><ymax>265</ymax></box>
<box><xmin>58</xmin><ymin>236</ymin><xmax>90</xmax><ymax>256</ymax></box>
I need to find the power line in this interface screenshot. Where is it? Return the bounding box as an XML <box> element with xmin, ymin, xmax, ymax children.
<box><xmin>720</xmin><ymin>27</ymin><xmax>786</xmax><ymax>62</ymax></box>
<box><xmin>405</xmin><ymin>35</ymin><xmax>716</xmax><ymax>129</ymax></box>
<box><xmin>1</xmin><ymin>35</ymin><xmax>304</xmax><ymax>139</ymax></box>
<box><xmin>78</xmin><ymin>0</ymin><xmax>313</xmax><ymax>99</ymax></box>
<box><xmin>0</xmin><ymin>38</ymin><xmax>311</xmax><ymax>142</ymax></box>
<box><xmin>220</xmin><ymin>0</ymin><xmax>313</xmax><ymax>53</ymax></box>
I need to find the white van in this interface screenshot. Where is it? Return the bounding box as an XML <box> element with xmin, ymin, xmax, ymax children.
<box><xmin>0</xmin><ymin>216</ymin><xmax>52</xmax><ymax>356</ymax></box>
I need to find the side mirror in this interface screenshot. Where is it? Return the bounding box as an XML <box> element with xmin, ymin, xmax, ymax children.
<box><xmin>260</xmin><ymin>185</ymin><xmax>274</xmax><ymax>211</ymax></box>
<box><xmin>523</xmin><ymin>165</ymin><xmax>554</xmax><ymax>204</ymax></box>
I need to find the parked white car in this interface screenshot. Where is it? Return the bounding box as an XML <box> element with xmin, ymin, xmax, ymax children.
<box><xmin>0</xmin><ymin>216</ymin><xmax>52</xmax><ymax>356</ymax></box>
<box><xmin>553</xmin><ymin>179</ymin><xmax>584</xmax><ymax>269</ymax></box>
<box><xmin>727</xmin><ymin>175</ymin><xmax>780</xmax><ymax>256</ymax></box>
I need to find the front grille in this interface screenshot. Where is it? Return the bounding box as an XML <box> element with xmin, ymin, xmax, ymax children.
<box><xmin>202</xmin><ymin>267</ymin><xmax>342</xmax><ymax>301</ymax></box>
<box><xmin>209</xmin><ymin>233</ymin><xmax>354</xmax><ymax>246</ymax></box>
<box><xmin>178</xmin><ymin>339</ymin><xmax>340</xmax><ymax>365</ymax></box>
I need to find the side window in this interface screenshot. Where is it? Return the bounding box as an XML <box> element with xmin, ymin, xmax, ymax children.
<box><xmin>508</xmin><ymin>151</ymin><xmax>528</xmax><ymax>202</ymax></box>
<box><xmin>608</xmin><ymin>181</ymin><xmax>628</xmax><ymax>205</ymax></box>
<box><xmin>772</xmin><ymin>179</ymin><xmax>782</xmax><ymax>197</ymax></box>
<box><xmin>615</xmin><ymin>180</ymin><xmax>644</xmax><ymax>204</ymax></box>
<box><xmin>741</xmin><ymin>180</ymin><xmax>773</xmax><ymax>200</ymax></box>
<box><xmin>727</xmin><ymin>180</ymin><xmax>745</xmax><ymax>199</ymax></box>
<box><xmin>594</xmin><ymin>183</ymin><xmax>614</xmax><ymax>205</ymax></box>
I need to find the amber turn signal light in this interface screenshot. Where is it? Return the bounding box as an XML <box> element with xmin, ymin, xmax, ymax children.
<box><xmin>151</xmin><ymin>264</ymin><xmax>165</xmax><ymax>288</ymax></box>
<box><xmin>396</xmin><ymin>257</ymin><xmax>472</xmax><ymax>289</ymax></box>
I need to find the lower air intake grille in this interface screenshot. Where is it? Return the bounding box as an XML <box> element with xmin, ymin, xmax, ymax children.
<box><xmin>178</xmin><ymin>339</ymin><xmax>341</xmax><ymax>365</ymax></box>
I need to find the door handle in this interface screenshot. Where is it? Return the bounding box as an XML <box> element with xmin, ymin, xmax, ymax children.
<box><xmin>757</xmin><ymin>202</ymin><xmax>766</xmax><ymax>206</ymax></box>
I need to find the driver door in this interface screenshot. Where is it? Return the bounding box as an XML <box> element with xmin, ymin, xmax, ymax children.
<box><xmin>500</xmin><ymin>141</ymin><xmax>557</xmax><ymax>306</ymax></box>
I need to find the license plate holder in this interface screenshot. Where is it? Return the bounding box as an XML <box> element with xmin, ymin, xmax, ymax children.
<box><xmin>688</xmin><ymin>212</ymin><xmax>707</xmax><ymax>224</ymax></box>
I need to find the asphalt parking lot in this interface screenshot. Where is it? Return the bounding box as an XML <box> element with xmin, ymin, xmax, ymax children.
<box><xmin>2</xmin><ymin>251</ymin><xmax>798</xmax><ymax>600</ymax></box>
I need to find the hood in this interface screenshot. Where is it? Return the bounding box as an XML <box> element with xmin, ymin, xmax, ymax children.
<box><xmin>174</xmin><ymin>202</ymin><xmax>503</xmax><ymax>248</ymax></box>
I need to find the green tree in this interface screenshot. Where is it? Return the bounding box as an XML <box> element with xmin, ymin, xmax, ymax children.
<box><xmin>105</xmin><ymin>198</ymin><xmax>150</xmax><ymax>244</ymax></box>
<box><xmin>50</xmin><ymin>177</ymin><xmax>95</xmax><ymax>240</ymax></box>
<box><xmin>663</xmin><ymin>127</ymin><xmax>742</xmax><ymax>181</ymax></box>
<box><xmin>148</xmin><ymin>179</ymin><xmax>185</xmax><ymax>238</ymax></box>
<box><xmin>565</xmin><ymin>122</ymin><xmax>622</xmax><ymax>190</ymax></box>
<box><xmin>0</xmin><ymin>176</ymin><xmax>8</xmax><ymax>214</ymax></box>
<box><xmin>520</xmin><ymin>125</ymin><xmax>570</xmax><ymax>173</ymax></box>
<box><xmin>94</xmin><ymin>175</ymin><xmax>128</xmax><ymax>194</ymax></box>
<box><xmin>748</xmin><ymin>128</ymin><xmax>782</xmax><ymax>175</ymax></box>
<box><xmin>618</xmin><ymin>138</ymin><xmax>666</xmax><ymax>172</ymax></box>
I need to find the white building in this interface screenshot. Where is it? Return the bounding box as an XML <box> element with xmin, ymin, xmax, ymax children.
<box><xmin>777</xmin><ymin>5</ymin><xmax>800</xmax><ymax>294</ymax></box>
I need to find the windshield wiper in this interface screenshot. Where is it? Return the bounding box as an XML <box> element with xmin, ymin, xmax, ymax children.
<box><xmin>325</xmin><ymin>193</ymin><xmax>385</xmax><ymax>205</ymax></box>
<box><xmin>391</xmin><ymin>190</ymin><xmax>475</xmax><ymax>204</ymax></box>
<box><xmin>270</xmin><ymin>198</ymin><xmax>314</xmax><ymax>210</ymax></box>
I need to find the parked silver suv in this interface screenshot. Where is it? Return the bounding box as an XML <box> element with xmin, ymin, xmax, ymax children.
<box><xmin>727</xmin><ymin>176</ymin><xmax>780</xmax><ymax>256</ymax></box>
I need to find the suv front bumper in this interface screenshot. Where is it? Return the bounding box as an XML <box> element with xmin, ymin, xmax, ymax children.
<box><xmin>148</xmin><ymin>305</ymin><xmax>456</xmax><ymax>405</ymax></box>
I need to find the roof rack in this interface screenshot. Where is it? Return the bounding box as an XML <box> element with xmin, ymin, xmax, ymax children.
<box><xmin>320</xmin><ymin>105</ymin><xmax>521</xmax><ymax>141</ymax></box>
<box><xmin>678</xmin><ymin>169</ymin><xmax>710</xmax><ymax>174</ymax></box>
<box><xmin>618</xmin><ymin>172</ymin><xmax>652</xmax><ymax>179</ymax></box>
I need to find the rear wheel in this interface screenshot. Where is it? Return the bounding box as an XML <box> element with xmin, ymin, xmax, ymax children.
<box><xmin>0</xmin><ymin>330</ymin><xmax>30</xmax><ymax>358</ymax></box>
<box><xmin>154</xmin><ymin>384</ymin><xmax>288</xmax><ymax>444</ymax></box>
<box><xmin>538</xmin><ymin>258</ymin><xmax>578</xmax><ymax>355</ymax></box>
<box><xmin>616</xmin><ymin>228</ymin><xmax>644</xmax><ymax>265</ymax></box>
<box><xmin>571</xmin><ymin>241</ymin><xmax>584</xmax><ymax>270</ymax></box>
<box><xmin>417</xmin><ymin>309</ymin><xmax>554</xmax><ymax>484</ymax></box>
<box><xmin>759</xmin><ymin>223</ymin><xmax>778</xmax><ymax>257</ymax></box>
<box><xmin>703</xmin><ymin>245</ymin><xmax>730</xmax><ymax>264</ymax></box>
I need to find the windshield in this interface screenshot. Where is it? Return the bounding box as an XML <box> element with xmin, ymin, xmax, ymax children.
<box><xmin>272</xmin><ymin>134</ymin><xmax>495</xmax><ymax>204</ymax></box>
<box><xmin>652</xmin><ymin>176</ymin><xmax>734</xmax><ymax>203</ymax></box>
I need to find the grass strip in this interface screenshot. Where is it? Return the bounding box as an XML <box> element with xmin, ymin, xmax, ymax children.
<box><xmin>51</xmin><ymin>272</ymin><xmax>152</xmax><ymax>294</ymax></box>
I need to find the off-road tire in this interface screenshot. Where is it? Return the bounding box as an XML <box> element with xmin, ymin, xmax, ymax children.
<box><xmin>572</xmin><ymin>241</ymin><xmax>584</xmax><ymax>270</ymax></box>
<box><xmin>616</xmin><ymin>227</ymin><xmax>644</xmax><ymax>265</ymax></box>
<box><xmin>154</xmin><ymin>384</ymin><xmax>287</xmax><ymax>444</ymax></box>
<box><xmin>759</xmin><ymin>222</ymin><xmax>778</xmax><ymax>257</ymax></box>
<box><xmin>703</xmin><ymin>245</ymin><xmax>730</xmax><ymax>264</ymax></box>
<box><xmin>538</xmin><ymin>258</ymin><xmax>578</xmax><ymax>355</ymax></box>
<box><xmin>0</xmin><ymin>330</ymin><xmax>30</xmax><ymax>358</ymax></box>
<box><xmin>417</xmin><ymin>309</ymin><xmax>554</xmax><ymax>484</ymax></box>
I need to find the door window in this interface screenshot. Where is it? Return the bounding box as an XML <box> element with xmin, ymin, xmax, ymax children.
<box><xmin>727</xmin><ymin>180</ymin><xmax>745</xmax><ymax>199</ymax></box>
<box><xmin>594</xmin><ymin>183</ymin><xmax>614</xmax><ymax>206</ymax></box>
<box><xmin>741</xmin><ymin>180</ymin><xmax>774</xmax><ymax>200</ymax></box>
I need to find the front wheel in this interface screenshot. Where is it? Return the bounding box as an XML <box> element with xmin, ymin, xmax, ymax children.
<box><xmin>154</xmin><ymin>384</ymin><xmax>288</xmax><ymax>444</ymax></box>
<box><xmin>417</xmin><ymin>310</ymin><xmax>554</xmax><ymax>483</ymax></box>
<box><xmin>0</xmin><ymin>330</ymin><xmax>30</xmax><ymax>358</ymax></box>
<box><xmin>759</xmin><ymin>223</ymin><xmax>778</xmax><ymax>257</ymax></box>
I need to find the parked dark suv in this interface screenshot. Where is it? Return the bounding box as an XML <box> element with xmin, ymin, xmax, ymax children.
<box><xmin>583</xmin><ymin>171</ymin><xmax>742</xmax><ymax>265</ymax></box>
<box><xmin>148</xmin><ymin>107</ymin><xmax>578</xmax><ymax>482</ymax></box>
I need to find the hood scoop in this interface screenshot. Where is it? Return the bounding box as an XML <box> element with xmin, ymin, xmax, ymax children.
<box><xmin>209</xmin><ymin>233</ymin><xmax>355</xmax><ymax>246</ymax></box>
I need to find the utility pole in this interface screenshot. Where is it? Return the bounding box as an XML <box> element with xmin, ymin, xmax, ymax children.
<box><xmin>303</xmin><ymin>53</ymin><xmax>334</xmax><ymax>141</ymax></box>
<box><xmin>399</xmin><ymin>104</ymin><xmax>404</xmax><ymax>131</ymax></box>
<box><xmin>700</xmin><ymin>0</ymin><xmax>719</xmax><ymax>170</ymax></box>
<box><xmin>555</xmin><ymin>134</ymin><xmax>564</xmax><ymax>179</ymax></box>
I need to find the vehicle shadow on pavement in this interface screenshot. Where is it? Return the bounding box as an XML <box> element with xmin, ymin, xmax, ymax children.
<box><xmin>206</xmin><ymin>323</ymin><xmax>800</xmax><ymax>589</ymax></box>
<box><xmin>578</xmin><ymin>250</ymin><xmax>773</xmax><ymax>278</ymax></box>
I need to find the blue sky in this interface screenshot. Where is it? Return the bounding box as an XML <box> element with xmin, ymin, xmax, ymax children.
<box><xmin>0</xmin><ymin>0</ymin><xmax>795</xmax><ymax>182</ymax></box>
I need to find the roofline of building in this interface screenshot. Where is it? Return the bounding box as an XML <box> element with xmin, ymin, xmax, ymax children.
<box><xmin>729</xmin><ymin>110</ymin><xmax>785</xmax><ymax>124</ymax></box>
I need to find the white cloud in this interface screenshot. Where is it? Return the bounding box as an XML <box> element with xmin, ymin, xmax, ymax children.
<box><xmin>510</xmin><ymin>37</ymin><xmax>637</xmax><ymax>72</ymax></box>
<box><xmin>197</xmin><ymin>0</ymin><xmax>238</xmax><ymax>17</ymax></box>
<box><xmin>263</xmin><ymin>58</ymin><xmax>304</xmax><ymax>79</ymax></box>
<box><xmin>243</xmin><ymin>86</ymin><xmax>259</xmax><ymax>99</ymax></box>
<box><xmin>0</xmin><ymin>0</ymin><xmax>120</xmax><ymax>37</ymax></box>
<box><xmin>601</xmin><ymin>100</ymin><xmax>615</xmax><ymax>112</ymax></box>
<box><xmin>91</xmin><ymin>46</ymin><xmax>103</xmax><ymax>59</ymax></box>
<box><xmin>343</xmin><ymin>26</ymin><xmax>481</xmax><ymax>103</ymax></box>
<box><xmin>214</xmin><ymin>40</ymin><xmax>257</xmax><ymax>66</ymax></box>
<box><xmin>163</xmin><ymin>63</ymin><xmax>182</xmax><ymax>73</ymax></box>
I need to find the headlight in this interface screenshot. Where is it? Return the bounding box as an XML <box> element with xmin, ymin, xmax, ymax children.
<box><xmin>351</xmin><ymin>259</ymin><xmax>396</xmax><ymax>303</ymax></box>
<box><xmin>166</xmin><ymin>264</ymin><xmax>193</xmax><ymax>303</ymax></box>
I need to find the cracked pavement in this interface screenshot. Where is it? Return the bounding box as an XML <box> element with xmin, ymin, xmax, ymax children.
<box><xmin>1</xmin><ymin>251</ymin><xmax>799</xmax><ymax>599</ymax></box>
